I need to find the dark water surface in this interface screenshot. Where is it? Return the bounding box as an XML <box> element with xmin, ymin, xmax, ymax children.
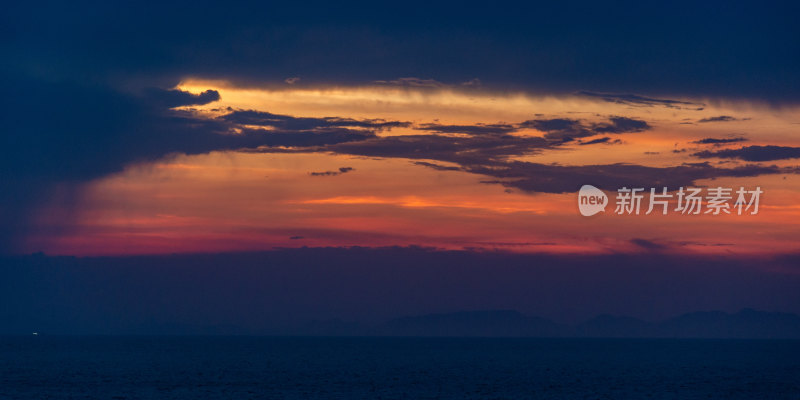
<box><xmin>1</xmin><ymin>336</ymin><xmax>798</xmax><ymax>399</ymax></box>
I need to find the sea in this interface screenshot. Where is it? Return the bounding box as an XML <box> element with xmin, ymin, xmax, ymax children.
<box><xmin>1</xmin><ymin>336</ymin><xmax>798</xmax><ymax>399</ymax></box>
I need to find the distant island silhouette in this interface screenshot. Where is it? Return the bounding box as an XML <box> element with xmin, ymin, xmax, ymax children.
<box><xmin>298</xmin><ymin>309</ymin><xmax>800</xmax><ymax>339</ymax></box>
<box><xmin>3</xmin><ymin>250</ymin><xmax>799</xmax><ymax>337</ymax></box>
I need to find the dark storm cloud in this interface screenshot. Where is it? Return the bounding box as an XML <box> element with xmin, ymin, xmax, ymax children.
<box><xmin>577</xmin><ymin>92</ymin><xmax>705</xmax><ymax>110</ymax></box>
<box><xmin>691</xmin><ymin>137</ymin><xmax>749</xmax><ymax>145</ymax></box>
<box><xmin>411</xmin><ymin>161</ymin><xmax>462</xmax><ymax>171</ymax></box>
<box><xmin>0</xmin><ymin>81</ymin><xmax>377</xmax><ymax>185</ymax></box>
<box><xmin>521</xmin><ymin>118</ymin><xmax>581</xmax><ymax>135</ymax></box>
<box><xmin>324</xmin><ymin>134</ymin><xmax>553</xmax><ymax>164</ymax></box>
<box><xmin>697</xmin><ymin>115</ymin><xmax>743</xmax><ymax>123</ymax></box>
<box><xmin>415</xmin><ymin>116</ymin><xmax>648</xmax><ymax>139</ymax></box>
<box><xmin>231</xmin><ymin>108</ymin><xmax>798</xmax><ymax>195</ymax></box>
<box><xmin>416</xmin><ymin>123</ymin><xmax>518</xmax><ymax>135</ymax></box>
<box><xmin>0</xmin><ymin>80</ymin><xmax>230</xmax><ymax>251</ymax></box>
<box><xmin>237</xmin><ymin>128</ymin><xmax>376</xmax><ymax>148</ymax></box>
<box><xmin>3</xmin><ymin>1</ymin><xmax>798</xmax><ymax>101</ymax></box>
<box><xmin>593</xmin><ymin>117</ymin><xmax>650</xmax><ymax>134</ymax></box>
<box><xmin>221</xmin><ymin>110</ymin><xmax>409</xmax><ymax>131</ymax></box>
<box><xmin>263</xmin><ymin>127</ymin><xmax>799</xmax><ymax>194</ymax></box>
<box><xmin>0</xmin><ymin>79</ymin><xmax>379</xmax><ymax>252</ymax></box>
<box><xmin>144</xmin><ymin>88</ymin><xmax>221</xmax><ymax>108</ymax></box>
<box><xmin>466</xmin><ymin>162</ymin><xmax>796</xmax><ymax>194</ymax></box>
<box><xmin>520</xmin><ymin>116</ymin><xmax>650</xmax><ymax>142</ymax></box>
<box><xmin>693</xmin><ymin>145</ymin><xmax>800</xmax><ymax>161</ymax></box>
<box><xmin>309</xmin><ymin>167</ymin><xmax>355</xmax><ymax>176</ymax></box>
<box><xmin>579</xmin><ymin>137</ymin><xmax>621</xmax><ymax>145</ymax></box>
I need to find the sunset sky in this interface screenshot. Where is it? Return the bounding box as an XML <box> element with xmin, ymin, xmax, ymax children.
<box><xmin>14</xmin><ymin>78</ymin><xmax>800</xmax><ymax>256</ymax></box>
<box><xmin>1</xmin><ymin>1</ymin><xmax>799</xmax><ymax>330</ymax></box>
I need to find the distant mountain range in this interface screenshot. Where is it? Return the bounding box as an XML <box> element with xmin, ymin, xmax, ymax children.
<box><xmin>298</xmin><ymin>309</ymin><xmax>800</xmax><ymax>339</ymax></box>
